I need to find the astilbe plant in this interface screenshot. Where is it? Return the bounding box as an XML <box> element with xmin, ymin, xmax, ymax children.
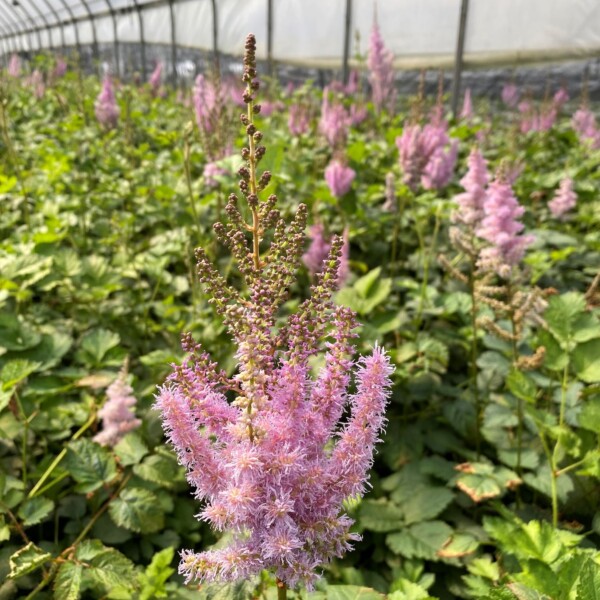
<box><xmin>154</xmin><ymin>34</ymin><xmax>392</xmax><ymax>594</ymax></box>
<box><xmin>367</xmin><ymin>19</ymin><xmax>396</xmax><ymax>114</ymax></box>
<box><xmin>548</xmin><ymin>177</ymin><xmax>577</xmax><ymax>220</ymax></box>
<box><xmin>95</xmin><ymin>75</ymin><xmax>119</xmax><ymax>129</ymax></box>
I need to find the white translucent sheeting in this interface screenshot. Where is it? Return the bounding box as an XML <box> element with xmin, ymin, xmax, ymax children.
<box><xmin>142</xmin><ymin>6</ymin><xmax>171</xmax><ymax>45</ymax></box>
<box><xmin>173</xmin><ymin>0</ymin><xmax>213</xmax><ymax>51</ymax></box>
<box><xmin>49</xmin><ymin>26</ymin><xmax>62</xmax><ymax>47</ymax></box>
<box><xmin>116</xmin><ymin>12</ymin><xmax>142</xmax><ymax>44</ymax></box>
<box><xmin>2</xmin><ymin>0</ymin><xmax>600</xmax><ymax>68</ymax></box>
<box><xmin>76</xmin><ymin>20</ymin><xmax>95</xmax><ymax>45</ymax></box>
<box><xmin>62</xmin><ymin>23</ymin><xmax>79</xmax><ymax>48</ymax></box>
<box><xmin>94</xmin><ymin>15</ymin><xmax>115</xmax><ymax>43</ymax></box>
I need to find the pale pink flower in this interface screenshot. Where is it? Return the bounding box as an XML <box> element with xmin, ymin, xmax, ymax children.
<box><xmin>95</xmin><ymin>76</ymin><xmax>119</xmax><ymax>129</ymax></box>
<box><xmin>549</xmin><ymin>178</ymin><xmax>577</xmax><ymax>219</ymax></box>
<box><xmin>460</xmin><ymin>88</ymin><xmax>473</xmax><ymax>121</ymax></box>
<box><xmin>367</xmin><ymin>21</ymin><xmax>396</xmax><ymax>114</ymax></box>
<box><xmin>8</xmin><ymin>54</ymin><xmax>20</xmax><ymax>78</ymax></box>
<box><xmin>501</xmin><ymin>83</ymin><xmax>520</xmax><ymax>108</ymax></box>
<box><xmin>325</xmin><ymin>160</ymin><xmax>355</xmax><ymax>197</ymax></box>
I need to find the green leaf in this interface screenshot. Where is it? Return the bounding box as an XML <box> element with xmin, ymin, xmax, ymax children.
<box><xmin>401</xmin><ymin>486</ymin><xmax>454</xmax><ymax>525</ymax></box>
<box><xmin>1</xmin><ymin>359</ymin><xmax>42</xmax><ymax>390</ymax></box>
<box><xmin>76</xmin><ymin>540</ymin><xmax>136</xmax><ymax>590</ymax></box>
<box><xmin>53</xmin><ymin>561</ymin><xmax>83</xmax><ymax>600</ymax></box>
<box><xmin>65</xmin><ymin>439</ymin><xmax>118</xmax><ymax>493</ymax></box>
<box><xmin>0</xmin><ymin>514</ymin><xmax>10</xmax><ymax>541</ymax></box>
<box><xmin>8</xmin><ymin>542</ymin><xmax>52</xmax><ymax>579</ymax></box>
<box><xmin>436</xmin><ymin>532</ymin><xmax>479</xmax><ymax>559</ymax></box>
<box><xmin>506</xmin><ymin>368</ymin><xmax>537</xmax><ymax>403</ymax></box>
<box><xmin>114</xmin><ymin>432</ymin><xmax>149</xmax><ymax>467</ymax></box>
<box><xmin>572</xmin><ymin>339</ymin><xmax>600</xmax><ymax>382</ymax></box>
<box><xmin>109</xmin><ymin>487</ymin><xmax>165</xmax><ymax>533</ymax></box>
<box><xmin>78</xmin><ymin>328</ymin><xmax>121</xmax><ymax>367</ymax></box>
<box><xmin>358</xmin><ymin>499</ymin><xmax>404</xmax><ymax>532</ymax></box>
<box><xmin>18</xmin><ymin>496</ymin><xmax>55</xmax><ymax>526</ymax></box>
<box><xmin>454</xmin><ymin>463</ymin><xmax>521</xmax><ymax>503</ymax></box>
<box><xmin>386</xmin><ymin>521</ymin><xmax>453</xmax><ymax>560</ymax></box>
<box><xmin>388</xmin><ymin>580</ymin><xmax>437</xmax><ymax>600</ymax></box>
<box><xmin>139</xmin><ymin>547</ymin><xmax>175</xmax><ymax>600</ymax></box>
<box><xmin>579</xmin><ymin>397</ymin><xmax>600</xmax><ymax>433</ymax></box>
<box><xmin>544</xmin><ymin>292</ymin><xmax>587</xmax><ymax>348</ymax></box>
<box><xmin>197</xmin><ymin>580</ymin><xmax>256</xmax><ymax>600</ymax></box>
<box><xmin>133</xmin><ymin>453</ymin><xmax>182</xmax><ymax>489</ymax></box>
<box><xmin>577</xmin><ymin>558</ymin><xmax>600</xmax><ymax>599</ymax></box>
<box><xmin>324</xmin><ymin>586</ymin><xmax>385</xmax><ymax>600</ymax></box>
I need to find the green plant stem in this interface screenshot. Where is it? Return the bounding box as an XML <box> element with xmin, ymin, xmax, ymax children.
<box><xmin>468</xmin><ymin>263</ymin><xmax>482</xmax><ymax>459</ymax></box>
<box><xmin>548</xmin><ymin>363</ymin><xmax>570</xmax><ymax>527</ymax></box>
<box><xmin>509</xmin><ymin>314</ymin><xmax>523</xmax><ymax>480</ymax></box>
<box><xmin>538</xmin><ymin>432</ymin><xmax>558</xmax><ymax>527</ymax></box>
<box><xmin>28</xmin><ymin>410</ymin><xmax>97</xmax><ymax>499</ymax></box>
<box><xmin>414</xmin><ymin>205</ymin><xmax>442</xmax><ymax>329</ymax></box>
<box><xmin>276</xmin><ymin>579</ymin><xmax>287</xmax><ymax>600</ymax></box>
<box><xmin>26</xmin><ymin>473</ymin><xmax>132</xmax><ymax>600</ymax></box>
<box><xmin>183</xmin><ymin>136</ymin><xmax>203</xmax><ymax>244</ymax></box>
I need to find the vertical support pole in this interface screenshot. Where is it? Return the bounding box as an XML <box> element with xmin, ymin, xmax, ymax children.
<box><xmin>39</xmin><ymin>0</ymin><xmax>67</xmax><ymax>52</ymax></box>
<box><xmin>451</xmin><ymin>0</ymin><xmax>470</xmax><ymax>119</ymax></box>
<box><xmin>267</xmin><ymin>0</ymin><xmax>273</xmax><ymax>75</ymax></box>
<box><xmin>211</xmin><ymin>0</ymin><xmax>219</xmax><ymax>72</ymax></box>
<box><xmin>132</xmin><ymin>0</ymin><xmax>146</xmax><ymax>80</ymax></box>
<box><xmin>104</xmin><ymin>0</ymin><xmax>120</xmax><ymax>77</ymax></box>
<box><xmin>342</xmin><ymin>0</ymin><xmax>352</xmax><ymax>84</ymax></box>
<box><xmin>168</xmin><ymin>0</ymin><xmax>177</xmax><ymax>85</ymax></box>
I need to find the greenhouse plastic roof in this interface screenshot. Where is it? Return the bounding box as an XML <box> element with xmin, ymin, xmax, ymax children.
<box><xmin>2</xmin><ymin>0</ymin><xmax>600</xmax><ymax>68</ymax></box>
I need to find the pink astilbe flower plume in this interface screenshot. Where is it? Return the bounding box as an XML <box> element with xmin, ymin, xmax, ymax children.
<box><xmin>325</xmin><ymin>159</ymin><xmax>355</xmax><ymax>198</ymax></box>
<box><xmin>7</xmin><ymin>54</ymin><xmax>20</xmax><ymax>78</ymax></box>
<box><xmin>149</xmin><ymin>61</ymin><xmax>163</xmax><ymax>96</ymax></box>
<box><xmin>94</xmin><ymin>361</ymin><xmax>141</xmax><ymax>447</ymax></box>
<box><xmin>501</xmin><ymin>82</ymin><xmax>520</xmax><ymax>108</ymax></box>
<box><xmin>319</xmin><ymin>87</ymin><xmax>351</xmax><ymax>149</ymax></box>
<box><xmin>367</xmin><ymin>19</ymin><xmax>396</xmax><ymax>114</ymax></box>
<box><xmin>460</xmin><ymin>88</ymin><xmax>473</xmax><ymax>121</ymax></box>
<box><xmin>155</xmin><ymin>35</ymin><xmax>390</xmax><ymax>591</ymax></box>
<box><xmin>549</xmin><ymin>177</ymin><xmax>577</xmax><ymax>220</ymax></box>
<box><xmin>452</xmin><ymin>147</ymin><xmax>489</xmax><ymax>228</ymax></box>
<box><xmin>95</xmin><ymin>75</ymin><xmax>119</xmax><ymax>129</ymax></box>
<box><xmin>572</xmin><ymin>107</ymin><xmax>600</xmax><ymax>149</ymax></box>
<box><xmin>476</xmin><ymin>173</ymin><xmax>535</xmax><ymax>277</ymax></box>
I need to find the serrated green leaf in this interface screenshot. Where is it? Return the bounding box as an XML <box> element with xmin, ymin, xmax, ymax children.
<box><xmin>579</xmin><ymin>397</ymin><xmax>600</xmax><ymax>433</ymax></box>
<box><xmin>197</xmin><ymin>580</ymin><xmax>256</xmax><ymax>600</ymax></box>
<box><xmin>1</xmin><ymin>359</ymin><xmax>42</xmax><ymax>390</ymax></box>
<box><xmin>18</xmin><ymin>496</ymin><xmax>54</xmax><ymax>526</ymax></box>
<box><xmin>76</xmin><ymin>540</ymin><xmax>136</xmax><ymax>591</ymax></box>
<box><xmin>544</xmin><ymin>292</ymin><xmax>587</xmax><ymax>348</ymax></box>
<box><xmin>358</xmin><ymin>499</ymin><xmax>404</xmax><ymax>532</ymax></box>
<box><xmin>386</xmin><ymin>521</ymin><xmax>453</xmax><ymax>560</ymax></box>
<box><xmin>8</xmin><ymin>542</ymin><xmax>52</xmax><ymax>579</ymax></box>
<box><xmin>402</xmin><ymin>486</ymin><xmax>454</xmax><ymax>525</ymax></box>
<box><xmin>114</xmin><ymin>432</ymin><xmax>149</xmax><ymax>467</ymax></box>
<box><xmin>324</xmin><ymin>586</ymin><xmax>385</xmax><ymax>600</ymax></box>
<box><xmin>572</xmin><ymin>339</ymin><xmax>600</xmax><ymax>382</ymax></box>
<box><xmin>577</xmin><ymin>558</ymin><xmax>600</xmax><ymax>600</ymax></box>
<box><xmin>109</xmin><ymin>487</ymin><xmax>164</xmax><ymax>533</ymax></box>
<box><xmin>78</xmin><ymin>328</ymin><xmax>121</xmax><ymax>367</ymax></box>
<box><xmin>133</xmin><ymin>453</ymin><xmax>181</xmax><ymax>489</ymax></box>
<box><xmin>53</xmin><ymin>561</ymin><xmax>83</xmax><ymax>600</ymax></box>
<box><xmin>139</xmin><ymin>547</ymin><xmax>175</xmax><ymax>600</ymax></box>
<box><xmin>506</xmin><ymin>368</ymin><xmax>537</xmax><ymax>403</ymax></box>
<box><xmin>65</xmin><ymin>439</ymin><xmax>118</xmax><ymax>493</ymax></box>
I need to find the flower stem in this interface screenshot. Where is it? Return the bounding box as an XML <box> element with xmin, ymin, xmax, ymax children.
<box><xmin>276</xmin><ymin>579</ymin><xmax>287</xmax><ymax>600</ymax></box>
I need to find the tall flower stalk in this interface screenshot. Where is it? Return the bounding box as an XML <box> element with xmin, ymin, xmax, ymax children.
<box><xmin>154</xmin><ymin>34</ymin><xmax>392</xmax><ymax>594</ymax></box>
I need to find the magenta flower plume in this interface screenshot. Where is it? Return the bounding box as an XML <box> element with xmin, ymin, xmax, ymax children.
<box><xmin>501</xmin><ymin>82</ymin><xmax>520</xmax><ymax>108</ymax></box>
<box><xmin>7</xmin><ymin>54</ymin><xmax>20</xmax><ymax>78</ymax></box>
<box><xmin>94</xmin><ymin>363</ymin><xmax>141</xmax><ymax>447</ymax></box>
<box><xmin>155</xmin><ymin>36</ymin><xmax>389</xmax><ymax>590</ymax></box>
<box><xmin>203</xmin><ymin>161</ymin><xmax>228</xmax><ymax>188</ymax></box>
<box><xmin>319</xmin><ymin>88</ymin><xmax>351</xmax><ymax>148</ymax></box>
<box><xmin>476</xmin><ymin>176</ymin><xmax>534</xmax><ymax>277</ymax></box>
<box><xmin>549</xmin><ymin>177</ymin><xmax>577</xmax><ymax>220</ymax></box>
<box><xmin>149</xmin><ymin>61</ymin><xmax>163</xmax><ymax>96</ymax></box>
<box><xmin>194</xmin><ymin>74</ymin><xmax>220</xmax><ymax>136</ymax></box>
<box><xmin>95</xmin><ymin>75</ymin><xmax>119</xmax><ymax>129</ymax></box>
<box><xmin>303</xmin><ymin>224</ymin><xmax>331</xmax><ymax>276</ymax></box>
<box><xmin>553</xmin><ymin>87</ymin><xmax>569</xmax><ymax>108</ymax></box>
<box><xmin>396</xmin><ymin>120</ymin><xmax>458</xmax><ymax>191</ymax></box>
<box><xmin>288</xmin><ymin>103</ymin><xmax>311</xmax><ymax>136</ymax></box>
<box><xmin>367</xmin><ymin>20</ymin><xmax>396</xmax><ymax>114</ymax></box>
<box><xmin>325</xmin><ymin>160</ymin><xmax>355</xmax><ymax>198</ymax></box>
<box><xmin>460</xmin><ymin>88</ymin><xmax>473</xmax><ymax>121</ymax></box>
<box><xmin>29</xmin><ymin>70</ymin><xmax>45</xmax><ymax>99</ymax></box>
<box><xmin>572</xmin><ymin>108</ymin><xmax>600</xmax><ymax>149</ymax></box>
<box><xmin>53</xmin><ymin>58</ymin><xmax>67</xmax><ymax>79</ymax></box>
<box><xmin>452</xmin><ymin>147</ymin><xmax>489</xmax><ymax>228</ymax></box>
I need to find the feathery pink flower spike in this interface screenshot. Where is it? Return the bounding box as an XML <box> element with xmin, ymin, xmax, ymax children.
<box><xmin>7</xmin><ymin>54</ymin><xmax>20</xmax><ymax>78</ymax></box>
<box><xmin>155</xmin><ymin>35</ymin><xmax>391</xmax><ymax>591</ymax></box>
<box><xmin>476</xmin><ymin>174</ymin><xmax>535</xmax><ymax>277</ymax></box>
<box><xmin>95</xmin><ymin>75</ymin><xmax>120</xmax><ymax>129</ymax></box>
<box><xmin>367</xmin><ymin>19</ymin><xmax>396</xmax><ymax>114</ymax></box>
<box><xmin>94</xmin><ymin>362</ymin><xmax>141</xmax><ymax>447</ymax></box>
<box><xmin>325</xmin><ymin>159</ymin><xmax>355</xmax><ymax>198</ymax></box>
<box><xmin>460</xmin><ymin>88</ymin><xmax>473</xmax><ymax>121</ymax></box>
<box><xmin>549</xmin><ymin>177</ymin><xmax>577</xmax><ymax>220</ymax></box>
<box><xmin>149</xmin><ymin>61</ymin><xmax>163</xmax><ymax>96</ymax></box>
<box><xmin>452</xmin><ymin>147</ymin><xmax>489</xmax><ymax>229</ymax></box>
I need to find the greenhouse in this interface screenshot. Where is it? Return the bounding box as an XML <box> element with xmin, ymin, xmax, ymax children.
<box><xmin>1</xmin><ymin>1</ymin><xmax>600</xmax><ymax>599</ymax></box>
